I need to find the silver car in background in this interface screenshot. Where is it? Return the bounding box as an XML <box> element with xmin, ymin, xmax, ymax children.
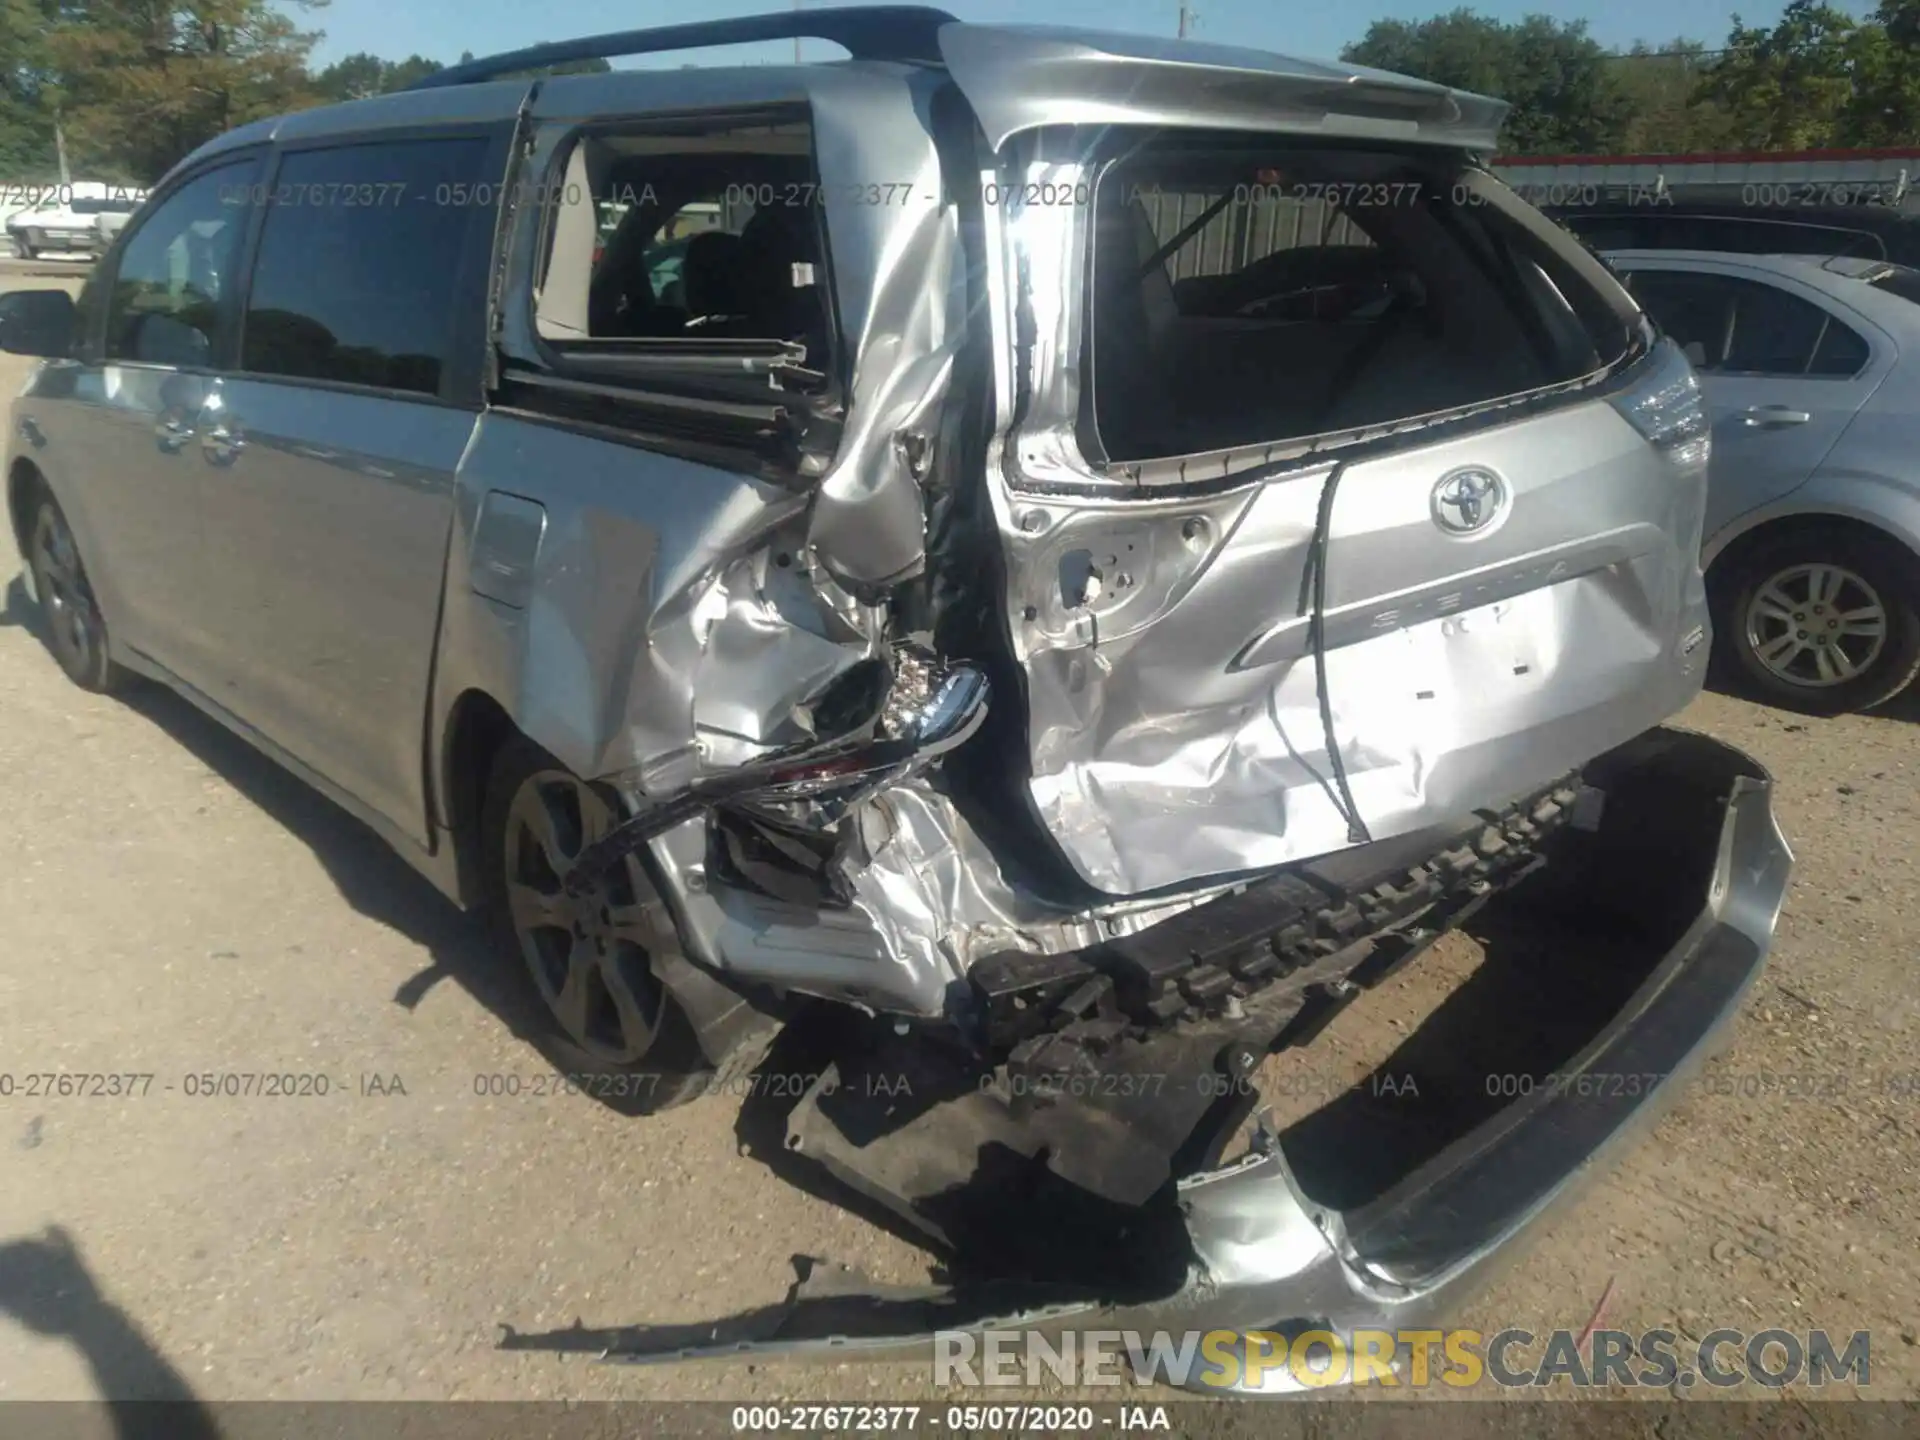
<box><xmin>1609</xmin><ymin>248</ymin><xmax>1920</xmax><ymax>713</ymax></box>
<box><xmin>1</xmin><ymin>10</ymin><xmax>1789</xmax><ymax>1390</ymax></box>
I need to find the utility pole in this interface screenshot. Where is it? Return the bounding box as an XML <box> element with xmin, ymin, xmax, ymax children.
<box><xmin>794</xmin><ymin>0</ymin><xmax>803</xmax><ymax>62</ymax></box>
<box><xmin>1177</xmin><ymin>1</ymin><xmax>1193</xmax><ymax>38</ymax></box>
<box><xmin>54</xmin><ymin>119</ymin><xmax>71</xmax><ymax>188</ymax></box>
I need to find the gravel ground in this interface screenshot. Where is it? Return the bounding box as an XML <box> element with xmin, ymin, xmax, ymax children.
<box><xmin>1</xmin><ymin>338</ymin><xmax>1916</xmax><ymax>1408</ymax></box>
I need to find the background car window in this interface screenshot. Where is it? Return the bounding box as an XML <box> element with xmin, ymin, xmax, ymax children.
<box><xmin>104</xmin><ymin>161</ymin><xmax>255</xmax><ymax>368</ymax></box>
<box><xmin>1723</xmin><ymin>278</ymin><xmax>1842</xmax><ymax>373</ymax></box>
<box><xmin>1807</xmin><ymin>307</ymin><xmax>1872</xmax><ymax>376</ymax></box>
<box><xmin>240</xmin><ymin>138</ymin><xmax>492</xmax><ymax>398</ymax></box>
<box><xmin>1627</xmin><ymin>271</ymin><xmax>1867</xmax><ymax>377</ymax></box>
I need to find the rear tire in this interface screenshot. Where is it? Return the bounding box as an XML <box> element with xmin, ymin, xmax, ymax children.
<box><xmin>478</xmin><ymin>735</ymin><xmax>716</xmax><ymax>1113</ymax></box>
<box><xmin>24</xmin><ymin>492</ymin><xmax>129</xmax><ymax>694</ymax></box>
<box><xmin>1714</xmin><ymin>525</ymin><xmax>1920</xmax><ymax>715</ymax></box>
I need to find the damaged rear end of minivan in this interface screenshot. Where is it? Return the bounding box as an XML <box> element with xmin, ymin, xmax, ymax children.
<box><xmin>503</xmin><ymin>21</ymin><xmax>1793</xmax><ymax>1388</ymax></box>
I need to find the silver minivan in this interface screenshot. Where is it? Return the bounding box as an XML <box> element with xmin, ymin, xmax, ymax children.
<box><xmin>1</xmin><ymin>10</ymin><xmax>1788</xmax><ymax>1388</ymax></box>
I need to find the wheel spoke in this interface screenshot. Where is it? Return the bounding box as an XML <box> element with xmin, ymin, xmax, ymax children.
<box><xmin>1752</xmin><ymin>596</ymin><xmax>1796</xmax><ymax>626</ymax></box>
<box><xmin>1813</xmin><ymin>644</ymin><xmax>1843</xmax><ymax>683</ymax></box>
<box><xmin>1755</xmin><ymin>633</ymin><xmax>1804</xmax><ymax>666</ymax></box>
<box><xmin>523</xmin><ymin>784</ymin><xmax>578</xmax><ymax>866</ymax></box>
<box><xmin>1807</xmin><ymin>565</ymin><xmax>1841</xmax><ymax>607</ymax></box>
<box><xmin>550</xmin><ymin>936</ymin><xmax>596</xmax><ymax>1039</ymax></box>
<box><xmin>600</xmin><ymin>955</ymin><xmax>659</xmax><ymax>1056</ymax></box>
<box><xmin>1757</xmin><ymin>581</ymin><xmax>1801</xmax><ymax>616</ymax></box>
<box><xmin>507</xmin><ymin>882</ymin><xmax>573</xmax><ymax>933</ymax></box>
<box><xmin>66</xmin><ymin>605</ymin><xmax>92</xmax><ymax>661</ymax></box>
<box><xmin>35</xmin><ymin>538</ymin><xmax>72</xmax><ymax>599</ymax></box>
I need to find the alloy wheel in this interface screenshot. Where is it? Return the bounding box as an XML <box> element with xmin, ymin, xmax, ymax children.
<box><xmin>1742</xmin><ymin>562</ymin><xmax>1888</xmax><ymax>689</ymax></box>
<box><xmin>31</xmin><ymin>505</ymin><xmax>107</xmax><ymax>684</ymax></box>
<box><xmin>501</xmin><ymin>770</ymin><xmax>671</xmax><ymax>1064</ymax></box>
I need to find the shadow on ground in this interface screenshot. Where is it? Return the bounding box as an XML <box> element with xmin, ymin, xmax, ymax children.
<box><xmin>0</xmin><ymin>1224</ymin><xmax>218</xmax><ymax>1436</ymax></box>
<box><xmin>3</xmin><ymin>573</ymin><xmax>567</xmax><ymax>1102</ymax></box>
<box><xmin>1</xmin><ymin>571</ymin><xmax>47</xmax><ymax>639</ymax></box>
<box><xmin>1703</xmin><ymin>658</ymin><xmax>1920</xmax><ymax>724</ymax></box>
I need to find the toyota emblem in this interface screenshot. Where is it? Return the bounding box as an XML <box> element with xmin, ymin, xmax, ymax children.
<box><xmin>1431</xmin><ymin>467</ymin><xmax>1510</xmax><ymax>537</ymax></box>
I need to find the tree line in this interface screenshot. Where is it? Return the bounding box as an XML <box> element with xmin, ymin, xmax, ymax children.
<box><xmin>0</xmin><ymin>0</ymin><xmax>606</xmax><ymax>184</ymax></box>
<box><xmin>1346</xmin><ymin>1</ymin><xmax>1920</xmax><ymax>154</ymax></box>
<box><xmin>6</xmin><ymin>0</ymin><xmax>1920</xmax><ymax>186</ymax></box>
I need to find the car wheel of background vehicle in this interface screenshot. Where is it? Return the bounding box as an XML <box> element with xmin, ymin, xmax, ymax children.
<box><xmin>479</xmin><ymin>735</ymin><xmax>716</xmax><ymax>1112</ymax></box>
<box><xmin>25</xmin><ymin>493</ymin><xmax>129</xmax><ymax>694</ymax></box>
<box><xmin>1</xmin><ymin>234</ymin><xmax>21</xmax><ymax>259</ymax></box>
<box><xmin>1716</xmin><ymin>526</ymin><xmax>1920</xmax><ymax>714</ymax></box>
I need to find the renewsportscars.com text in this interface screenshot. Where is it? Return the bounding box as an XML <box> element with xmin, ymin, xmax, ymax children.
<box><xmin>933</xmin><ymin>1326</ymin><xmax>1872</xmax><ymax>1390</ymax></box>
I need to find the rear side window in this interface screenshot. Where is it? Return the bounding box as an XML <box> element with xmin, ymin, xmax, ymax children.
<box><xmin>239</xmin><ymin>138</ymin><xmax>495</xmax><ymax>399</ymax></box>
<box><xmin>1628</xmin><ymin>271</ymin><xmax>1869</xmax><ymax>378</ymax></box>
<box><xmin>531</xmin><ymin>115</ymin><xmax>833</xmax><ymax>374</ymax></box>
<box><xmin>1084</xmin><ymin>138</ymin><xmax>1631</xmax><ymax>464</ymax></box>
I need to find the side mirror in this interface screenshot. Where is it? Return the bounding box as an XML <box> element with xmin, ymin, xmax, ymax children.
<box><xmin>0</xmin><ymin>289</ymin><xmax>76</xmax><ymax>358</ymax></box>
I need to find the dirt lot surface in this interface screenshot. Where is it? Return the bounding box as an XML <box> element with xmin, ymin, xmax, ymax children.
<box><xmin>1</xmin><ymin>334</ymin><xmax>1917</xmax><ymax>1410</ymax></box>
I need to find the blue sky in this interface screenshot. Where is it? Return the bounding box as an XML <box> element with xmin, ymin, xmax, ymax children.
<box><xmin>304</xmin><ymin>0</ymin><xmax>1875</xmax><ymax>69</ymax></box>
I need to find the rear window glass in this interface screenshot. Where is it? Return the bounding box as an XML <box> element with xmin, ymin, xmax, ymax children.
<box><xmin>1084</xmin><ymin>138</ymin><xmax>1632</xmax><ymax>464</ymax></box>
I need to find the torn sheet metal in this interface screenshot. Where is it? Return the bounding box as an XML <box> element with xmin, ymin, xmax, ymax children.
<box><xmin>685</xmin><ymin>521</ymin><xmax>886</xmax><ymax>771</ymax></box>
<box><xmin>803</xmin><ymin>66</ymin><xmax>967</xmax><ymax>590</ymax></box>
<box><xmin>502</xmin><ymin>731</ymin><xmax>1793</xmax><ymax>1395</ymax></box>
<box><xmin>651</xmin><ymin>777</ymin><xmax>1244</xmax><ymax>1018</ymax></box>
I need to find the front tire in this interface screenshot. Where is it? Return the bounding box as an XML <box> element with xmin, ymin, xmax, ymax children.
<box><xmin>479</xmin><ymin>736</ymin><xmax>714</xmax><ymax>1112</ymax></box>
<box><xmin>1716</xmin><ymin>526</ymin><xmax>1920</xmax><ymax>714</ymax></box>
<box><xmin>25</xmin><ymin>493</ymin><xmax>129</xmax><ymax>694</ymax></box>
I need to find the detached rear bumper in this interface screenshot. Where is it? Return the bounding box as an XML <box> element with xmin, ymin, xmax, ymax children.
<box><xmin>554</xmin><ymin>728</ymin><xmax>1791</xmax><ymax>1392</ymax></box>
<box><xmin>1117</xmin><ymin>727</ymin><xmax>1792</xmax><ymax>1391</ymax></box>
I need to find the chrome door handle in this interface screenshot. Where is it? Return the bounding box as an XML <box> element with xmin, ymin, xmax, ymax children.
<box><xmin>1738</xmin><ymin>405</ymin><xmax>1812</xmax><ymax>427</ymax></box>
<box><xmin>155</xmin><ymin>416</ymin><xmax>194</xmax><ymax>452</ymax></box>
<box><xmin>201</xmin><ymin>423</ymin><xmax>245</xmax><ymax>464</ymax></box>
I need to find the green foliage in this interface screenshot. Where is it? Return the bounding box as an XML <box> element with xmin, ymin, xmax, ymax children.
<box><xmin>0</xmin><ymin>0</ymin><xmax>60</xmax><ymax>178</ymax></box>
<box><xmin>1694</xmin><ymin>1</ymin><xmax>1867</xmax><ymax>149</ymax></box>
<box><xmin>1613</xmin><ymin>40</ymin><xmax>1737</xmax><ymax>153</ymax></box>
<box><xmin>311</xmin><ymin>51</ymin><xmax>443</xmax><ymax>102</ymax></box>
<box><xmin>1347</xmin><ymin>2</ymin><xmax>1920</xmax><ymax>154</ymax></box>
<box><xmin>1343</xmin><ymin>10</ymin><xmax>1636</xmax><ymax>153</ymax></box>
<box><xmin>45</xmin><ymin>0</ymin><xmax>328</xmax><ymax>182</ymax></box>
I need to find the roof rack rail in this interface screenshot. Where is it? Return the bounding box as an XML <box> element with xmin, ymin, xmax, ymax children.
<box><xmin>405</xmin><ymin>6</ymin><xmax>960</xmax><ymax>90</ymax></box>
